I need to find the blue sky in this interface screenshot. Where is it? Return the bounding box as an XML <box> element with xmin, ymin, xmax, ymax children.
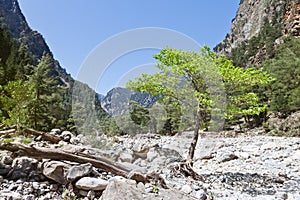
<box><xmin>19</xmin><ymin>1</ymin><xmax>240</xmax><ymax>95</ymax></box>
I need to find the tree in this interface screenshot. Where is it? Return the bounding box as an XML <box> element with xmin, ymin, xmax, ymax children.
<box><xmin>0</xmin><ymin>80</ymin><xmax>34</xmax><ymax>132</ymax></box>
<box><xmin>127</xmin><ymin>46</ymin><xmax>273</xmax><ymax>164</ymax></box>
<box><xmin>29</xmin><ymin>53</ymin><xmax>66</xmax><ymax>130</ymax></box>
<box><xmin>263</xmin><ymin>37</ymin><xmax>300</xmax><ymax>115</ymax></box>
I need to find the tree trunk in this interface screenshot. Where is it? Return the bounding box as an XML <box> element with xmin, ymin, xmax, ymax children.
<box><xmin>23</xmin><ymin>128</ymin><xmax>62</xmax><ymax>143</ymax></box>
<box><xmin>186</xmin><ymin>103</ymin><xmax>201</xmax><ymax>164</ymax></box>
<box><xmin>0</xmin><ymin>143</ymin><xmax>148</xmax><ymax>181</ymax></box>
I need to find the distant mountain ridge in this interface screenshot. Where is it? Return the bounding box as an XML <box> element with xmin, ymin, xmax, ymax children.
<box><xmin>100</xmin><ymin>87</ymin><xmax>159</xmax><ymax>115</ymax></box>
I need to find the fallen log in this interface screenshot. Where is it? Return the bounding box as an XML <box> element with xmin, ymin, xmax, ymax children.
<box><xmin>0</xmin><ymin>143</ymin><xmax>144</xmax><ymax>182</ymax></box>
<box><xmin>0</xmin><ymin>142</ymin><xmax>199</xmax><ymax>199</ymax></box>
<box><xmin>0</xmin><ymin>129</ymin><xmax>16</xmax><ymax>136</ymax></box>
<box><xmin>23</xmin><ymin>128</ymin><xmax>62</xmax><ymax>143</ymax></box>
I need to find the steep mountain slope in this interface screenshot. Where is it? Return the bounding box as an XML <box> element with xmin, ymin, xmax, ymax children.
<box><xmin>214</xmin><ymin>0</ymin><xmax>300</xmax><ymax>133</ymax></box>
<box><xmin>0</xmin><ymin>0</ymin><xmax>73</xmax><ymax>84</ymax></box>
<box><xmin>215</xmin><ymin>0</ymin><xmax>300</xmax><ymax>56</ymax></box>
<box><xmin>0</xmin><ymin>0</ymin><xmax>106</xmax><ymax>132</ymax></box>
<box><xmin>0</xmin><ymin>0</ymin><xmax>51</xmax><ymax>61</ymax></box>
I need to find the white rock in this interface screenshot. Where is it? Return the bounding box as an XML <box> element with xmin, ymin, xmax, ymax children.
<box><xmin>75</xmin><ymin>177</ymin><xmax>108</xmax><ymax>191</ymax></box>
<box><xmin>181</xmin><ymin>184</ymin><xmax>193</xmax><ymax>194</ymax></box>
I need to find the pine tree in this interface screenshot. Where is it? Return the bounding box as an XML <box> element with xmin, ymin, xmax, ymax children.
<box><xmin>29</xmin><ymin>53</ymin><xmax>66</xmax><ymax>130</ymax></box>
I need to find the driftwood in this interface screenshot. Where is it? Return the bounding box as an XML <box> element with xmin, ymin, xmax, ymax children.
<box><xmin>0</xmin><ymin>142</ymin><xmax>149</xmax><ymax>183</ymax></box>
<box><xmin>0</xmin><ymin>142</ymin><xmax>199</xmax><ymax>199</ymax></box>
<box><xmin>0</xmin><ymin>127</ymin><xmax>62</xmax><ymax>144</ymax></box>
<box><xmin>0</xmin><ymin>129</ymin><xmax>16</xmax><ymax>136</ymax></box>
<box><xmin>23</xmin><ymin>128</ymin><xmax>62</xmax><ymax>143</ymax></box>
<box><xmin>0</xmin><ymin>143</ymin><xmax>199</xmax><ymax>199</ymax></box>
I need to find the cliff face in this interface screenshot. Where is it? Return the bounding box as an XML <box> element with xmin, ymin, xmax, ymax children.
<box><xmin>0</xmin><ymin>0</ymin><xmax>51</xmax><ymax>62</ymax></box>
<box><xmin>284</xmin><ymin>0</ymin><xmax>300</xmax><ymax>37</ymax></box>
<box><xmin>215</xmin><ymin>0</ymin><xmax>300</xmax><ymax>55</ymax></box>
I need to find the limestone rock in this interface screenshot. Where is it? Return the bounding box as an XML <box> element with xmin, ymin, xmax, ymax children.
<box><xmin>75</xmin><ymin>177</ymin><xmax>108</xmax><ymax>191</ymax></box>
<box><xmin>42</xmin><ymin>161</ymin><xmax>70</xmax><ymax>184</ymax></box>
<box><xmin>67</xmin><ymin>163</ymin><xmax>93</xmax><ymax>181</ymax></box>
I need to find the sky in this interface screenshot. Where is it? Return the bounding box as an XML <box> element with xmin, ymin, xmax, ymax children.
<box><xmin>18</xmin><ymin>0</ymin><xmax>240</xmax><ymax>95</ymax></box>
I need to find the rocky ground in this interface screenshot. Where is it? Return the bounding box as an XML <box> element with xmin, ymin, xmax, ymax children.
<box><xmin>0</xmin><ymin>127</ymin><xmax>299</xmax><ymax>200</ymax></box>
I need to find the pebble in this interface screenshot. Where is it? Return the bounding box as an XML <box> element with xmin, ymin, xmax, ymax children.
<box><xmin>0</xmin><ymin>131</ymin><xmax>299</xmax><ymax>200</ymax></box>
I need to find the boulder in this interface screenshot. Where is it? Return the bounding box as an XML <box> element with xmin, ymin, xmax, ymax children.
<box><xmin>100</xmin><ymin>176</ymin><xmax>143</xmax><ymax>200</ymax></box>
<box><xmin>67</xmin><ymin>163</ymin><xmax>93</xmax><ymax>181</ymax></box>
<box><xmin>42</xmin><ymin>161</ymin><xmax>70</xmax><ymax>184</ymax></box>
<box><xmin>101</xmin><ymin>176</ymin><xmax>197</xmax><ymax>200</ymax></box>
<box><xmin>10</xmin><ymin>157</ymin><xmax>38</xmax><ymax>180</ymax></box>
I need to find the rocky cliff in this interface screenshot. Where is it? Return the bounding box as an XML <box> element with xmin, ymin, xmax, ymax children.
<box><xmin>0</xmin><ymin>0</ymin><xmax>74</xmax><ymax>87</ymax></box>
<box><xmin>284</xmin><ymin>0</ymin><xmax>300</xmax><ymax>37</ymax></box>
<box><xmin>215</xmin><ymin>0</ymin><xmax>300</xmax><ymax>55</ymax></box>
<box><xmin>0</xmin><ymin>0</ymin><xmax>52</xmax><ymax>62</ymax></box>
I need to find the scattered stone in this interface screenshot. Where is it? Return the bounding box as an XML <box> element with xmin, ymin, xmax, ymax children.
<box><xmin>87</xmin><ymin>190</ymin><xmax>95</xmax><ymax>199</ymax></box>
<box><xmin>195</xmin><ymin>189</ymin><xmax>207</xmax><ymax>200</ymax></box>
<box><xmin>216</xmin><ymin>153</ymin><xmax>238</xmax><ymax>163</ymax></box>
<box><xmin>181</xmin><ymin>184</ymin><xmax>193</xmax><ymax>194</ymax></box>
<box><xmin>118</xmin><ymin>151</ymin><xmax>133</xmax><ymax>163</ymax></box>
<box><xmin>75</xmin><ymin>177</ymin><xmax>108</xmax><ymax>191</ymax></box>
<box><xmin>0</xmin><ymin>190</ymin><xmax>22</xmax><ymax>200</ymax></box>
<box><xmin>67</xmin><ymin>163</ymin><xmax>93</xmax><ymax>181</ymax></box>
<box><xmin>1</xmin><ymin>155</ymin><xmax>13</xmax><ymax>165</ymax></box>
<box><xmin>61</xmin><ymin>131</ymin><xmax>74</xmax><ymax>142</ymax></box>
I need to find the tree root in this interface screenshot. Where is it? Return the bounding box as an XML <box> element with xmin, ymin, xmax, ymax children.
<box><xmin>170</xmin><ymin>161</ymin><xmax>205</xmax><ymax>182</ymax></box>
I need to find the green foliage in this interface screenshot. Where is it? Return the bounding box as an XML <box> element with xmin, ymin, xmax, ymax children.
<box><xmin>129</xmin><ymin>100</ymin><xmax>150</xmax><ymax>127</ymax></box>
<box><xmin>0</xmin><ymin>80</ymin><xmax>34</xmax><ymax>132</ymax></box>
<box><xmin>229</xmin><ymin>18</ymin><xmax>283</xmax><ymax>68</ymax></box>
<box><xmin>153</xmin><ymin>185</ymin><xmax>160</xmax><ymax>194</ymax></box>
<box><xmin>25</xmin><ymin>53</ymin><xmax>66</xmax><ymax>130</ymax></box>
<box><xmin>61</xmin><ymin>187</ymin><xmax>78</xmax><ymax>200</ymax></box>
<box><xmin>1</xmin><ymin>138</ymin><xmax>14</xmax><ymax>144</ymax></box>
<box><xmin>127</xmin><ymin>46</ymin><xmax>273</xmax><ymax>131</ymax></box>
<box><xmin>263</xmin><ymin>37</ymin><xmax>300</xmax><ymax>114</ymax></box>
<box><xmin>20</xmin><ymin>138</ymin><xmax>32</xmax><ymax>145</ymax></box>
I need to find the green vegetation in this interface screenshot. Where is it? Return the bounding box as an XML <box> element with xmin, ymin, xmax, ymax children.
<box><xmin>229</xmin><ymin>20</ymin><xmax>283</xmax><ymax>68</ymax></box>
<box><xmin>153</xmin><ymin>185</ymin><xmax>160</xmax><ymax>194</ymax></box>
<box><xmin>127</xmin><ymin>46</ymin><xmax>273</xmax><ymax>160</ymax></box>
<box><xmin>1</xmin><ymin>12</ymin><xmax>299</xmax><ymax>141</ymax></box>
<box><xmin>0</xmin><ymin>23</ymin><xmax>114</xmax><ymax>137</ymax></box>
<box><xmin>1</xmin><ymin>138</ymin><xmax>14</xmax><ymax>144</ymax></box>
<box><xmin>263</xmin><ymin>37</ymin><xmax>300</xmax><ymax>115</ymax></box>
<box><xmin>20</xmin><ymin>138</ymin><xmax>32</xmax><ymax>144</ymax></box>
<box><xmin>0</xmin><ymin>80</ymin><xmax>33</xmax><ymax>132</ymax></box>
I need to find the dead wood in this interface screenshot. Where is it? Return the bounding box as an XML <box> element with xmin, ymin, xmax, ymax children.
<box><xmin>170</xmin><ymin>162</ymin><xmax>205</xmax><ymax>182</ymax></box>
<box><xmin>0</xmin><ymin>129</ymin><xmax>16</xmax><ymax>136</ymax></box>
<box><xmin>23</xmin><ymin>128</ymin><xmax>62</xmax><ymax>143</ymax></box>
<box><xmin>0</xmin><ymin>142</ymin><xmax>200</xmax><ymax>199</ymax></box>
<box><xmin>0</xmin><ymin>143</ymin><xmax>150</xmax><ymax>183</ymax></box>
